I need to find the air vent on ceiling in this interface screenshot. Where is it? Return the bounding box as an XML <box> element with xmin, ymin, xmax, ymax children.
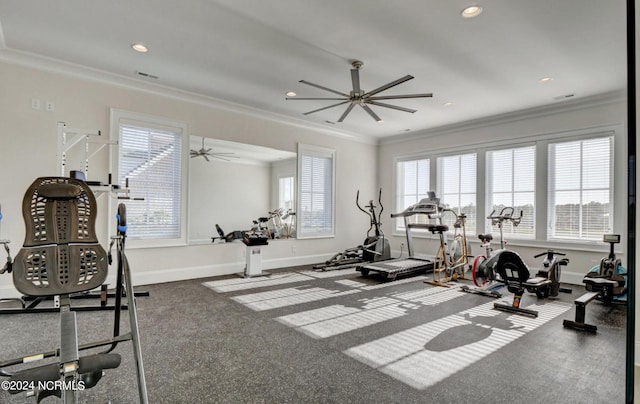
<box><xmin>553</xmin><ymin>93</ymin><xmax>575</xmax><ymax>100</ymax></box>
<box><xmin>136</xmin><ymin>71</ymin><xmax>159</xmax><ymax>80</ymax></box>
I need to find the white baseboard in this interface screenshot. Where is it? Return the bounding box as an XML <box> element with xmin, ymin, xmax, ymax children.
<box><xmin>0</xmin><ymin>253</ymin><xmax>330</xmax><ymax>298</ymax></box>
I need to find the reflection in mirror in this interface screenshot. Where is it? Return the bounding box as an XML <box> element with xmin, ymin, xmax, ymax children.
<box><xmin>188</xmin><ymin>136</ymin><xmax>297</xmax><ymax>244</ymax></box>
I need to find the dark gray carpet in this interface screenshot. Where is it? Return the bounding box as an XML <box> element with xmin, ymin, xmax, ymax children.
<box><xmin>0</xmin><ymin>265</ymin><xmax>627</xmax><ymax>403</ymax></box>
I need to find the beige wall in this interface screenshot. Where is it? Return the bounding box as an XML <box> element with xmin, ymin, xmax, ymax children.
<box><xmin>0</xmin><ymin>61</ymin><xmax>378</xmax><ymax>294</ymax></box>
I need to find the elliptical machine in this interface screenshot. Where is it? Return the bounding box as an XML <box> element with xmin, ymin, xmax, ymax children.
<box><xmin>313</xmin><ymin>189</ymin><xmax>390</xmax><ymax>271</ymax></box>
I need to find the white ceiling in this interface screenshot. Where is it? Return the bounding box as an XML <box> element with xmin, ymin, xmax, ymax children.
<box><xmin>0</xmin><ymin>0</ymin><xmax>628</xmax><ymax>142</ymax></box>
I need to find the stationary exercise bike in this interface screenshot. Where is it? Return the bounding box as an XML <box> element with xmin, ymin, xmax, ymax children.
<box><xmin>461</xmin><ymin>207</ymin><xmax>519</xmax><ymax>298</ymax></box>
<box><xmin>563</xmin><ymin>234</ymin><xmax>627</xmax><ymax>333</ymax></box>
<box><xmin>313</xmin><ymin>189</ymin><xmax>390</xmax><ymax>271</ymax></box>
<box><xmin>425</xmin><ymin>208</ymin><xmax>471</xmax><ymax>287</ymax></box>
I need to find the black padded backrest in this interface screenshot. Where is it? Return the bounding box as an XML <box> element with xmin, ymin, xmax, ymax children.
<box><xmin>495</xmin><ymin>250</ymin><xmax>529</xmax><ymax>292</ymax></box>
<box><xmin>12</xmin><ymin>177</ymin><xmax>108</xmax><ymax>297</ymax></box>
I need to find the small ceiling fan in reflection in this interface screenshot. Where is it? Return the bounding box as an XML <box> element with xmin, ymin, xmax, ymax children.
<box><xmin>286</xmin><ymin>60</ymin><xmax>433</xmax><ymax>123</ymax></box>
<box><xmin>190</xmin><ymin>137</ymin><xmax>237</xmax><ymax>162</ymax></box>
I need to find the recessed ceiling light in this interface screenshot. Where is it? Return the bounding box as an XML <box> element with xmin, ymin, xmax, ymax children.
<box><xmin>539</xmin><ymin>77</ymin><xmax>554</xmax><ymax>83</ymax></box>
<box><xmin>286</xmin><ymin>91</ymin><xmax>297</xmax><ymax>97</ymax></box>
<box><xmin>461</xmin><ymin>5</ymin><xmax>483</xmax><ymax>18</ymax></box>
<box><xmin>131</xmin><ymin>43</ymin><xmax>148</xmax><ymax>53</ymax></box>
<box><xmin>443</xmin><ymin>102</ymin><xmax>454</xmax><ymax>107</ymax></box>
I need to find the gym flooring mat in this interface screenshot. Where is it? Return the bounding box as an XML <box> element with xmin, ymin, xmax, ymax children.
<box><xmin>0</xmin><ymin>265</ymin><xmax>627</xmax><ymax>403</ymax></box>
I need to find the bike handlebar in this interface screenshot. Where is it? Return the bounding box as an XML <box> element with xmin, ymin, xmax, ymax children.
<box><xmin>487</xmin><ymin>207</ymin><xmax>523</xmax><ymax>226</ymax></box>
<box><xmin>533</xmin><ymin>250</ymin><xmax>566</xmax><ymax>258</ymax></box>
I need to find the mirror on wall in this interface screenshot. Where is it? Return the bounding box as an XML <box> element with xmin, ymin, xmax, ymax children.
<box><xmin>188</xmin><ymin>136</ymin><xmax>297</xmax><ymax>244</ymax></box>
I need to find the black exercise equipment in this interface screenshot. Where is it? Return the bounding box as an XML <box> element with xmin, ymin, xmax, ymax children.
<box><xmin>212</xmin><ymin>224</ymin><xmax>244</xmax><ymax>243</ymax></box>
<box><xmin>525</xmin><ymin>250</ymin><xmax>572</xmax><ymax>298</ymax></box>
<box><xmin>563</xmin><ymin>234</ymin><xmax>627</xmax><ymax>333</ymax></box>
<box><xmin>0</xmin><ymin>177</ymin><xmax>148</xmax><ymax>402</ymax></box>
<box><xmin>357</xmin><ymin>193</ymin><xmax>438</xmax><ymax>279</ymax></box>
<box><xmin>461</xmin><ymin>207</ymin><xmax>519</xmax><ymax>298</ymax></box>
<box><xmin>314</xmin><ymin>189</ymin><xmax>390</xmax><ymax>271</ymax></box>
<box><xmin>463</xmin><ymin>207</ymin><xmax>570</xmax><ymax>317</ymax></box>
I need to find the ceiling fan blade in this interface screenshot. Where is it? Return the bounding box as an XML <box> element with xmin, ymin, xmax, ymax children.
<box><xmin>213</xmin><ymin>156</ymin><xmax>232</xmax><ymax>162</ymax></box>
<box><xmin>367</xmin><ymin>93</ymin><xmax>433</xmax><ymax>100</ymax></box>
<box><xmin>337</xmin><ymin>103</ymin><xmax>356</xmax><ymax>122</ymax></box>
<box><xmin>360</xmin><ymin>104</ymin><xmax>383</xmax><ymax>122</ymax></box>
<box><xmin>299</xmin><ymin>80</ymin><xmax>350</xmax><ymax>97</ymax></box>
<box><xmin>303</xmin><ymin>100</ymin><xmax>350</xmax><ymax>115</ymax></box>
<box><xmin>204</xmin><ymin>155</ymin><xmax>210</xmax><ymax>162</ymax></box>
<box><xmin>286</xmin><ymin>97</ymin><xmax>348</xmax><ymax>100</ymax></box>
<box><xmin>366</xmin><ymin>100</ymin><xmax>417</xmax><ymax>113</ymax></box>
<box><xmin>190</xmin><ymin>154</ymin><xmax>198</xmax><ymax>158</ymax></box>
<box><xmin>363</xmin><ymin>75</ymin><xmax>414</xmax><ymax>98</ymax></box>
<box><xmin>351</xmin><ymin>69</ymin><xmax>361</xmax><ymax>93</ymax></box>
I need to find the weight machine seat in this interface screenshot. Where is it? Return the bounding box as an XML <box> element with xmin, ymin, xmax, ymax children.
<box><xmin>478</xmin><ymin>233</ymin><xmax>493</xmax><ymax>242</ymax></box>
<box><xmin>12</xmin><ymin>177</ymin><xmax>108</xmax><ymax>297</ymax></box>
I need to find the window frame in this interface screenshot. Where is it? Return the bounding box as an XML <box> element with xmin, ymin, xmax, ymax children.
<box><xmin>391</xmin><ymin>125</ymin><xmax>624</xmax><ymax>250</ymax></box>
<box><xmin>485</xmin><ymin>143</ymin><xmax>537</xmax><ymax>240</ymax></box>
<box><xmin>110</xmin><ymin>109</ymin><xmax>189</xmax><ymax>248</ymax></box>
<box><xmin>547</xmin><ymin>135</ymin><xmax>615</xmax><ymax>241</ymax></box>
<box><xmin>296</xmin><ymin>143</ymin><xmax>336</xmax><ymax>239</ymax></box>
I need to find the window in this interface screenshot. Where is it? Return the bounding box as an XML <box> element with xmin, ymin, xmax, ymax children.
<box><xmin>486</xmin><ymin>146</ymin><xmax>535</xmax><ymax>238</ymax></box>
<box><xmin>297</xmin><ymin>144</ymin><xmax>335</xmax><ymax>238</ymax></box>
<box><xmin>111</xmin><ymin>110</ymin><xmax>188</xmax><ymax>245</ymax></box>
<box><xmin>279</xmin><ymin>176</ymin><xmax>295</xmax><ymax>211</ymax></box>
<box><xmin>437</xmin><ymin>153</ymin><xmax>477</xmax><ymax>232</ymax></box>
<box><xmin>395</xmin><ymin>158</ymin><xmax>430</xmax><ymax>230</ymax></box>
<box><xmin>548</xmin><ymin>136</ymin><xmax>613</xmax><ymax>240</ymax></box>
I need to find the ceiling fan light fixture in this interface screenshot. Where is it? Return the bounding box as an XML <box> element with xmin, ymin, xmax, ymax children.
<box><xmin>286</xmin><ymin>91</ymin><xmax>297</xmax><ymax>97</ymax></box>
<box><xmin>131</xmin><ymin>43</ymin><xmax>148</xmax><ymax>53</ymax></box>
<box><xmin>539</xmin><ymin>77</ymin><xmax>554</xmax><ymax>83</ymax></box>
<box><xmin>461</xmin><ymin>5</ymin><xmax>483</xmax><ymax>18</ymax></box>
<box><xmin>443</xmin><ymin>102</ymin><xmax>454</xmax><ymax>107</ymax></box>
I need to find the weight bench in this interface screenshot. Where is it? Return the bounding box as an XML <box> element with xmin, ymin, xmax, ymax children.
<box><xmin>563</xmin><ymin>278</ymin><xmax>619</xmax><ymax>333</ymax></box>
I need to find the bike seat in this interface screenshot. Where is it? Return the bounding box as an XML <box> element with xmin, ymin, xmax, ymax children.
<box><xmin>478</xmin><ymin>233</ymin><xmax>493</xmax><ymax>242</ymax></box>
<box><xmin>428</xmin><ymin>224</ymin><xmax>448</xmax><ymax>234</ymax></box>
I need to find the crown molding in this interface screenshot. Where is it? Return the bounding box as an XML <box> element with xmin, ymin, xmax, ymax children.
<box><xmin>0</xmin><ymin>47</ymin><xmax>378</xmax><ymax>145</ymax></box>
<box><xmin>379</xmin><ymin>90</ymin><xmax>627</xmax><ymax>146</ymax></box>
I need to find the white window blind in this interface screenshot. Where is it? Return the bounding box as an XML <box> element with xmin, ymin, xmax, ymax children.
<box><xmin>396</xmin><ymin>158</ymin><xmax>430</xmax><ymax>230</ymax></box>
<box><xmin>548</xmin><ymin>136</ymin><xmax>612</xmax><ymax>240</ymax></box>
<box><xmin>118</xmin><ymin>122</ymin><xmax>184</xmax><ymax>240</ymax></box>
<box><xmin>487</xmin><ymin>146</ymin><xmax>535</xmax><ymax>237</ymax></box>
<box><xmin>437</xmin><ymin>153</ymin><xmax>477</xmax><ymax>232</ymax></box>
<box><xmin>298</xmin><ymin>145</ymin><xmax>335</xmax><ymax>238</ymax></box>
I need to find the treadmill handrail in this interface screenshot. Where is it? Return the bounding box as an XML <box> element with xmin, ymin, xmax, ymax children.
<box><xmin>390</xmin><ymin>200</ymin><xmax>440</xmax><ymax>218</ymax></box>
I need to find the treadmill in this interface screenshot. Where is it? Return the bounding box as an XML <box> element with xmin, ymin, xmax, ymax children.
<box><xmin>356</xmin><ymin>193</ymin><xmax>440</xmax><ymax>280</ymax></box>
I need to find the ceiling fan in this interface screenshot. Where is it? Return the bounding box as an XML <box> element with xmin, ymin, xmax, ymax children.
<box><xmin>190</xmin><ymin>137</ymin><xmax>237</xmax><ymax>162</ymax></box>
<box><xmin>286</xmin><ymin>60</ymin><xmax>433</xmax><ymax>123</ymax></box>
